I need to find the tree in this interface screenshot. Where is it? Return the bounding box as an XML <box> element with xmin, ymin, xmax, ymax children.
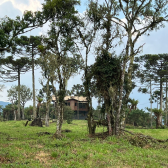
<box><xmin>126</xmin><ymin>109</ymin><xmax>150</xmax><ymax>127</ymax></box>
<box><xmin>91</xmin><ymin>51</ymin><xmax>122</xmax><ymax>135</ymax></box>
<box><xmin>1</xmin><ymin>57</ymin><xmax>31</xmax><ymax>120</ymax></box>
<box><xmin>38</xmin><ymin>0</ymin><xmax>81</xmax><ymax>138</ymax></box>
<box><xmin>152</xmin><ymin>108</ymin><xmax>163</xmax><ymax>128</ymax></box>
<box><xmin>0</xmin><ymin>84</ymin><xmax>5</xmax><ymax>97</ymax></box>
<box><xmin>0</xmin><ymin>105</ymin><xmax>3</xmax><ymax>121</ymax></box>
<box><xmin>19</xmin><ymin>85</ymin><xmax>32</xmax><ymax>120</ymax></box>
<box><xmin>39</xmin><ymin>73</ymin><xmax>53</xmax><ymax>127</ymax></box>
<box><xmin>74</xmin><ymin>2</ymin><xmax>101</xmax><ymax>135</ymax></box>
<box><xmin>0</xmin><ymin>0</ymin><xmax>61</xmax><ymax>54</ymax></box>
<box><xmin>64</xmin><ymin>106</ymin><xmax>74</xmax><ymax>124</ymax></box>
<box><xmin>2</xmin><ymin>104</ymin><xmax>17</xmax><ymax>120</ymax></box>
<box><xmin>7</xmin><ymin>86</ymin><xmax>18</xmax><ymax>120</ymax></box>
<box><xmin>36</xmin><ymin>96</ymin><xmax>43</xmax><ymax>118</ymax></box>
<box><xmin>129</xmin><ymin>99</ymin><xmax>139</xmax><ymax>110</ymax></box>
<box><xmin>24</xmin><ymin>105</ymin><xmax>33</xmax><ymax>120</ymax></box>
<box><xmin>16</xmin><ymin>36</ymin><xmax>42</xmax><ymax>119</ymax></box>
<box><xmin>71</xmin><ymin>84</ymin><xmax>86</xmax><ymax>97</ymax></box>
<box><xmin>7</xmin><ymin>85</ymin><xmax>32</xmax><ymax>120</ymax></box>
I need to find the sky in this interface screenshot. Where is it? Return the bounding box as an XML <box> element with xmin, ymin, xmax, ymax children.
<box><xmin>0</xmin><ymin>0</ymin><xmax>168</xmax><ymax>111</ymax></box>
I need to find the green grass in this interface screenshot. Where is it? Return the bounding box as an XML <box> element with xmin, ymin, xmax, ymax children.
<box><xmin>0</xmin><ymin>120</ymin><xmax>168</xmax><ymax>168</ymax></box>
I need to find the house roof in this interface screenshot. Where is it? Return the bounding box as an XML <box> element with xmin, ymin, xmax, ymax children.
<box><xmin>52</xmin><ymin>95</ymin><xmax>87</xmax><ymax>102</ymax></box>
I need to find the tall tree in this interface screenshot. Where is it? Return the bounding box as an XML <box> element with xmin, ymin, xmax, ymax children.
<box><xmin>7</xmin><ymin>86</ymin><xmax>18</xmax><ymax>120</ymax></box>
<box><xmin>19</xmin><ymin>85</ymin><xmax>32</xmax><ymax>120</ymax></box>
<box><xmin>1</xmin><ymin>56</ymin><xmax>31</xmax><ymax>120</ymax></box>
<box><xmin>16</xmin><ymin>35</ymin><xmax>42</xmax><ymax>119</ymax></box>
<box><xmin>74</xmin><ymin>1</ymin><xmax>102</xmax><ymax>135</ymax></box>
<box><xmin>91</xmin><ymin>51</ymin><xmax>122</xmax><ymax>135</ymax></box>
<box><xmin>39</xmin><ymin>73</ymin><xmax>53</xmax><ymax>127</ymax></box>
<box><xmin>38</xmin><ymin>0</ymin><xmax>81</xmax><ymax>137</ymax></box>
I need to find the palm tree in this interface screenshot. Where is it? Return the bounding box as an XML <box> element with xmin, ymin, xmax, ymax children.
<box><xmin>152</xmin><ymin>108</ymin><xmax>162</xmax><ymax>129</ymax></box>
<box><xmin>130</xmin><ymin>99</ymin><xmax>139</xmax><ymax>110</ymax></box>
<box><xmin>36</xmin><ymin>97</ymin><xmax>43</xmax><ymax>118</ymax></box>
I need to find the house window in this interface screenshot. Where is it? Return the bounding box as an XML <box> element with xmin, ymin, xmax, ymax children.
<box><xmin>65</xmin><ymin>102</ymin><xmax>70</xmax><ymax>106</ymax></box>
<box><xmin>75</xmin><ymin>103</ymin><xmax>77</xmax><ymax>106</ymax></box>
<box><xmin>79</xmin><ymin>103</ymin><xmax>82</xmax><ymax>108</ymax></box>
<box><xmin>82</xmin><ymin>104</ymin><xmax>86</xmax><ymax>108</ymax></box>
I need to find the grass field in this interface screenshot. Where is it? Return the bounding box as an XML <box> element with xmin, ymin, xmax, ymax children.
<box><xmin>0</xmin><ymin>120</ymin><xmax>168</xmax><ymax>168</ymax></box>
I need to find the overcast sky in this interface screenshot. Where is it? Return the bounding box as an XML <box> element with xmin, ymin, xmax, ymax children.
<box><xmin>0</xmin><ymin>0</ymin><xmax>168</xmax><ymax>111</ymax></box>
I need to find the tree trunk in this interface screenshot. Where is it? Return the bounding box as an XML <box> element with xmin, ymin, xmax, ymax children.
<box><xmin>18</xmin><ymin>70</ymin><xmax>21</xmax><ymax>120</ymax></box>
<box><xmin>107</xmin><ymin>113</ymin><xmax>112</xmax><ymax>135</ymax></box>
<box><xmin>55</xmin><ymin>105</ymin><xmax>62</xmax><ymax>137</ymax></box>
<box><xmin>22</xmin><ymin>106</ymin><xmax>25</xmax><ymax>120</ymax></box>
<box><xmin>160</xmin><ymin>72</ymin><xmax>163</xmax><ymax>124</ymax></box>
<box><xmin>14</xmin><ymin>110</ymin><xmax>16</xmax><ymax>121</ymax></box>
<box><xmin>115</xmin><ymin>60</ymin><xmax>126</xmax><ymax>135</ymax></box>
<box><xmin>32</xmin><ymin>49</ymin><xmax>36</xmax><ymax>119</ymax></box>
<box><xmin>45</xmin><ymin>110</ymin><xmax>49</xmax><ymax>127</ymax></box>
<box><xmin>45</xmin><ymin>80</ymin><xmax>50</xmax><ymax>127</ymax></box>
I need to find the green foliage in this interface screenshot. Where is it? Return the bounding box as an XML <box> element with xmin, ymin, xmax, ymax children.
<box><xmin>152</xmin><ymin>108</ymin><xmax>163</xmax><ymax>116</ymax></box>
<box><xmin>64</xmin><ymin>106</ymin><xmax>74</xmax><ymax>124</ymax></box>
<box><xmin>0</xmin><ymin>56</ymin><xmax>31</xmax><ymax>82</ymax></box>
<box><xmin>24</xmin><ymin>105</ymin><xmax>33</xmax><ymax>120</ymax></box>
<box><xmin>7</xmin><ymin>85</ymin><xmax>32</xmax><ymax>107</ymax></box>
<box><xmin>2</xmin><ymin>104</ymin><xmax>14</xmax><ymax>120</ymax></box>
<box><xmin>91</xmin><ymin>51</ymin><xmax>121</xmax><ymax>97</ymax></box>
<box><xmin>51</xmin><ymin>151</ymin><xmax>59</xmax><ymax>158</ymax></box>
<box><xmin>126</xmin><ymin>109</ymin><xmax>150</xmax><ymax>127</ymax></box>
<box><xmin>71</xmin><ymin>84</ymin><xmax>86</xmax><ymax>97</ymax></box>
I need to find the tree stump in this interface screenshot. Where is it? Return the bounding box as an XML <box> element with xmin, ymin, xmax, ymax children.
<box><xmin>30</xmin><ymin>118</ymin><xmax>43</xmax><ymax>127</ymax></box>
<box><xmin>25</xmin><ymin>120</ymin><xmax>29</xmax><ymax>127</ymax></box>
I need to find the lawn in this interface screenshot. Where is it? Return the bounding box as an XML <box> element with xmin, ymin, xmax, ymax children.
<box><xmin>0</xmin><ymin>120</ymin><xmax>168</xmax><ymax>168</ymax></box>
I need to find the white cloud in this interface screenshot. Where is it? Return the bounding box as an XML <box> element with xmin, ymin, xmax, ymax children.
<box><xmin>0</xmin><ymin>0</ymin><xmax>43</xmax><ymax>14</ymax></box>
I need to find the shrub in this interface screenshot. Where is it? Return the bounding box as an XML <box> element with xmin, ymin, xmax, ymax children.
<box><xmin>64</xmin><ymin>106</ymin><xmax>74</xmax><ymax>124</ymax></box>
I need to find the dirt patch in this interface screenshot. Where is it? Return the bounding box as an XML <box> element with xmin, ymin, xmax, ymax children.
<box><xmin>88</xmin><ymin>131</ymin><xmax>109</xmax><ymax>139</ymax></box>
<box><xmin>37</xmin><ymin>132</ymin><xmax>51</xmax><ymax>136</ymax></box>
<box><xmin>1</xmin><ymin>144</ymin><xmax>9</xmax><ymax>148</ymax></box>
<box><xmin>0</xmin><ymin>155</ymin><xmax>13</xmax><ymax>163</ymax></box>
<box><xmin>36</xmin><ymin>145</ymin><xmax>44</xmax><ymax>149</ymax></box>
<box><xmin>15</xmin><ymin>147</ymin><xmax>22</xmax><ymax>151</ymax></box>
<box><xmin>35</xmin><ymin>151</ymin><xmax>52</xmax><ymax>166</ymax></box>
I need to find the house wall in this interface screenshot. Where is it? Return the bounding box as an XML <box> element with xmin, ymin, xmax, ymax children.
<box><xmin>65</xmin><ymin>100</ymin><xmax>88</xmax><ymax>112</ymax></box>
<box><xmin>65</xmin><ymin>99</ymin><xmax>88</xmax><ymax>120</ymax></box>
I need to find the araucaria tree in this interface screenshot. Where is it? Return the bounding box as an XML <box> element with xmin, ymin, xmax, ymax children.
<box><xmin>16</xmin><ymin>36</ymin><xmax>42</xmax><ymax>119</ymax></box>
<box><xmin>1</xmin><ymin>57</ymin><xmax>31</xmax><ymax>120</ymax></box>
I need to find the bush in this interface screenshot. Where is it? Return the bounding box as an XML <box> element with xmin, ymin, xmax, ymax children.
<box><xmin>158</xmin><ymin>125</ymin><xmax>166</xmax><ymax>129</ymax></box>
<box><xmin>125</xmin><ymin>124</ymin><xmax>135</xmax><ymax>129</ymax></box>
<box><xmin>64</xmin><ymin>106</ymin><xmax>74</xmax><ymax>124</ymax></box>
